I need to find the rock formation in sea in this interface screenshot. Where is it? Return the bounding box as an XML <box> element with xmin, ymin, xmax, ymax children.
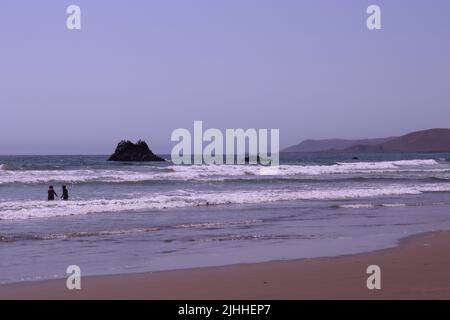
<box><xmin>108</xmin><ymin>140</ymin><xmax>165</xmax><ymax>162</ymax></box>
<box><xmin>244</xmin><ymin>155</ymin><xmax>262</xmax><ymax>163</ymax></box>
<box><xmin>283</xmin><ymin>128</ymin><xmax>450</xmax><ymax>153</ymax></box>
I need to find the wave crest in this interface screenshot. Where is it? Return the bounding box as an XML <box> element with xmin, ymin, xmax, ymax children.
<box><xmin>0</xmin><ymin>159</ymin><xmax>446</xmax><ymax>185</ymax></box>
<box><xmin>2</xmin><ymin>183</ymin><xmax>450</xmax><ymax>220</ymax></box>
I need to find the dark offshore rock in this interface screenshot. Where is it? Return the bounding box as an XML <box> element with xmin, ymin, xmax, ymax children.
<box><xmin>108</xmin><ymin>140</ymin><xmax>165</xmax><ymax>162</ymax></box>
<box><xmin>244</xmin><ymin>155</ymin><xmax>262</xmax><ymax>163</ymax></box>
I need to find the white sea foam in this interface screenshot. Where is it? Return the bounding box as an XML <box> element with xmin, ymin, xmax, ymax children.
<box><xmin>381</xmin><ymin>203</ymin><xmax>408</xmax><ymax>207</ymax></box>
<box><xmin>1</xmin><ymin>183</ymin><xmax>450</xmax><ymax>220</ymax></box>
<box><xmin>337</xmin><ymin>203</ymin><xmax>408</xmax><ymax>209</ymax></box>
<box><xmin>279</xmin><ymin>159</ymin><xmax>441</xmax><ymax>176</ymax></box>
<box><xmin>380</xmin><ymin>159</ymin><xmax>438</xmax><ymax>166</ymax></box>
<box><xmin>0</xmin><ymin>159</ymin><xmax>446</xmax><ymax>185</ymax></box>
<box><xmin>338</xmin><ymin>204</ymin><xmax>376</xmax><ymax>209</ymax></box>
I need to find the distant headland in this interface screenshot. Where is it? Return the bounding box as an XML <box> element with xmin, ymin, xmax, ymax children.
<box><xmin>283</xmin><ymin>128</ymin><xmax>450</xmax><ymax>153</ymax></box>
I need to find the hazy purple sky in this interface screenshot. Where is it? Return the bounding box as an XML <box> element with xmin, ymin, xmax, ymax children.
<box><xmin>1</xmin><ymin>0</ymin><xmax>449</xmax><ymax>154</ymax></box>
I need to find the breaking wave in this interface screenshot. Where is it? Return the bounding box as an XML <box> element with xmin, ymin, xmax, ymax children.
<box><xmin>336</xmin><ymin>203</ymin><xmax>408</xmax><ymax>209</ymax></box>
<box><xmin>2</xmin><ymin>183</ymin><xmax>450</xmax><ymax>220</ymax></box>
<box><xmin>0</xmin><ymin>159</ymin><xmax>446</xmax><ymax>185</ymax></box>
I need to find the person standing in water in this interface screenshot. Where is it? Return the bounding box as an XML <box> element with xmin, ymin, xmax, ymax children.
<box><xmin>61</xmin><ymin>185</ymin><xmax>69</xmax><ymax>201</ymax></box>
<box><xmin>48</xmin><ymin>186</ymin><xmax>58</xmax><ymax>201</ymax></box>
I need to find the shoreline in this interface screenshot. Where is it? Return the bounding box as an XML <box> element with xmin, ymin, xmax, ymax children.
<box><xmin>1</xmin><ymin>230</ymin><xmax>450</xmax><ymax>299</ymax></box>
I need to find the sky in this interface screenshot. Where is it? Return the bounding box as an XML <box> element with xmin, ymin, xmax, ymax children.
<box><xmin>0</xmin><ymin>0</ymin><xmax>449</xmax><ymax>154</ymax></box>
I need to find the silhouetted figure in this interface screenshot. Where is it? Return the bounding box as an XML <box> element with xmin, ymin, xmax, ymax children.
<box><xmin>48</xmin><ymin>186</ymin><xmax>58</xmax><ymax>201</ymax></box>
<box><xmin>61</xmin><ymin>186</ymin><xmax>69</xmax><ymax>201</ymax></box>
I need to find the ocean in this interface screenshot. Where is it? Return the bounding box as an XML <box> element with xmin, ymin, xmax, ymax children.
<box><xmin>1</xmin><ymin>153</ymin><xmax>450</xmax><ymax>284</ymax></box>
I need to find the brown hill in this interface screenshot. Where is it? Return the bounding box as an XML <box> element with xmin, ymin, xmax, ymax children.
<box><xmin>282</xmin><ymin>138</ymin><xmax>391</xmax><ymax>153</ymax></box>
<box><xmin>369</xmin><ymin>129</ymin><xmax>450</xmax><ymax>153</ymax></box>
<box><xmin>283</xmin><ymin>129</ymin><xmax>450</xmax><ymax>153</ymax></box>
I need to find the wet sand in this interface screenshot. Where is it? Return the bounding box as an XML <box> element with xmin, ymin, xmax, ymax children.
<box><xmin>1</xmin><ymin>231</ymin><xmax>450</xmax><ymax>300</ymax></box>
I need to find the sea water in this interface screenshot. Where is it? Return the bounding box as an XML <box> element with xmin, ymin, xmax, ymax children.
<box><xmin>1</xmin><ymin>153</ymin><xmax>450</xmax><ymax>284</ymax></box>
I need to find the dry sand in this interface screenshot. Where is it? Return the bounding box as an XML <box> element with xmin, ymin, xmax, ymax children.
<box><xmin>1</xmin><ymin>231</ymin><xmax>450</xmax><ymax>300</ymax></box>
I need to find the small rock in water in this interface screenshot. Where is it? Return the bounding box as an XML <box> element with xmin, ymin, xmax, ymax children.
<box><xmin>108</xmin><ymin>140</ymin><xmax>165</xmax><ymax>162</ymax></box>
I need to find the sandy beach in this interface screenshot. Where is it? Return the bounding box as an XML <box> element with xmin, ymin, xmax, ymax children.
<box><xmin>1</xmin><ymin>231</ymin><xmax>449</xmax><ymax>300</ymax></box>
